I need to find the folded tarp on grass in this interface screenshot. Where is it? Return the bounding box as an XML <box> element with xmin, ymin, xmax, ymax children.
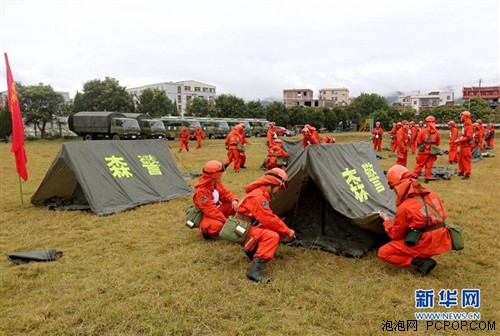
<box><xmin>6</xmin><ymin>249</ymin><xmax>63</xmax><ymax>265</ymax></box>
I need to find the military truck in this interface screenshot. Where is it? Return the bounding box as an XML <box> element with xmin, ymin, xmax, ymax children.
<box><xmin>69</xmin><ymin>111</ymin><xmax>141</xmax><ymax>140</ymax></box>
<box><xmin>121</xmin><ymin>113</ymin><xmax>167</xmax><ymax>139</ymax></box>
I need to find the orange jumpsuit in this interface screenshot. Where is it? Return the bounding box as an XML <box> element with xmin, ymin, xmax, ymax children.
<box><xmin>265</xmin><ymin>143</ymin><xmax>289</xmax><ymax>170</ymax></box>
<box><xmin>224</xmin><ymin>129</ymin><xmax>241</xmax><ymax>172</ymax></box>
<box><xmin>238</xmin><ymin>129</ymin><xmax>249</xmax><ymax>167</ymax></box>
<box><xmin>476</xmin><ymin>122</ymin><xmax>485</xmax><ymax>151</ymax></box>
<box><xmin>372</xmin><ymin>126</ymin><xmax>384</xmax><ymax>152</ymax></box>
<box><xmin>193</xmin><ymin>176</ymin><xmax>238</xmax><ymax>237</ymax></box>
<box><xmin>412</xmin><ymin>127</ymin><xmax>440</xmax><ymax>180</ymax></box>
<box><xmin>458</xmin><ymin>119</ymin><xmax>474</xmax><ymax>177</ymax></box>
<box><xmin>396</xmin><ymin>127</ymin><xmax>410</xmax><ymax>167</ymax></box>
<box><xmin>378</xmin><ymin>189</ymin><xmax>452</xmax><ymax>266</ymax></box>
<box><xmin>448</xmin><ymin>125</ymin><xmax>459</xmax><ymax>164</ymax></box>
<box><xmin>321</xmin><ymin>136</ymin><xmax>336</xmax><ymax>143</ymax></box>
<box><xmin>194</xmin><ymin>128</ymin><xmax>205</xmax><ymax>149</ymax></box>
<box><xmin>388</xmin><ymin>124</ymin><xmax>398</xmax><ymax>152</ymax></box>
<box><xmin>485</xmin><ymin>125</ymin><xmax>495</xmax><ymax>149</ymax></box>
<box><xmin>267</xmin><ymin>126</ymin><xmax>276</xmax><ymax>147</ymax></box>
<box><xmin>410</xmin><ymin>125</ymin><xmax>419</xmax><ymax>154</ymax></box>
<box><xmin>237</xmin><ymin>186</ymin><xmax>293</xmax><ymax>262</ymax></box>
<box><xmin>179</xmin><ymin>128</ymin><xmax>190</xmax><ymax>152</ymax></box>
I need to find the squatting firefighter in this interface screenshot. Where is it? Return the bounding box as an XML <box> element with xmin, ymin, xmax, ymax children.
<box><xmin>378</xmin><ymin>165</ymin><xmax>452</xmax><ymax>276</ymax></box>
<box><xmin>321</xmin><ymin>136</ymin><xmax>336</xmax><ymax>143</ymax></box>
<box><xmin>235</xmin><ymin>168</ymin><xmax>295</xmax><ymax>283</ymax></box>
<box><xmin>371</xmin><ymin>121</ymin><xmax>384</xmax><ymax>152</ymax></box>
<box><xmin>265</xmin><ymin>138</ymin><xmax>289</xmax><ymax>170</ymax></box>
<box><xmin>301</xmin><ymin>124</ymin><xmax>319</xmax><ymax>148</ymax></box>
<box><xmin>485</xmin><ymin>122</ymin><xmax>495</xmax><ymax>149</ymax></box>
<box><xmin>447</xmin><ymin>120</ymin><xmax>459</xmax><ymax>164</ymax></box>
<box><xmin>267</xmin><ymin>122</ymin><xmax>277</xmax><ymax>147</ymax></box>
<box><xmin>456</xmin><ymin>111</ymin><xmax>474</xmax><ymax>179</ymax></box>
<box><xmin>412</xmin><ymin>116</ymin><xmax>440</xmax><ymax>183</ymax></box>
<box><xmin>193</xmin><ymin>160</ymin><xmax>239</xmax><ymax>239</ymax></box>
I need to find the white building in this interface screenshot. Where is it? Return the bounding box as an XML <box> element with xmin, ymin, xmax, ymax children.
<box><xmin>127</xmin><ymin>80</ymin><xmax>216</xmax><ymax>115</ymax></box>
<box><xmin>399</xmin><ymin>91</ymin><xmax>454</xmax><ymax>112</ymax></box>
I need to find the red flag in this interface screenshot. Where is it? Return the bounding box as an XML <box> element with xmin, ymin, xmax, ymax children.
<box><xmin>4</xmin><ymin>53</ymin><xmax>28</xmax><ymax>181</ymax></box>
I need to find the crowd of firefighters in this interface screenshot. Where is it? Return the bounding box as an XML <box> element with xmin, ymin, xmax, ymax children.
<box><xmin>372</xmin><ymin>111</ymin><xmax>495</xmax><ymax>181</ymax></box>
<box><xmin>183</xmin><ymin>112</ymin><xmax>494</xmax><ymax>282</ymax></box>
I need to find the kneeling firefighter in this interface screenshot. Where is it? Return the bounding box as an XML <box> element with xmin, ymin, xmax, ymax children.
<box><xmin>235</xmin><ymin>168</ymin><xmax>296</xmax><ymax>282</ymax></box>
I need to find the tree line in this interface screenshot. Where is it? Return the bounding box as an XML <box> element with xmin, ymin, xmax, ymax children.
<box><xmin>1</xmin><ymin>76</ymin><xmax>497</xmax><ymax>139</ymax></box>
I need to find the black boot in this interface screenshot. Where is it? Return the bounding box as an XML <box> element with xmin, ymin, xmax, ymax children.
<box><xmin>246</xmin><ymin>258</ymin><xmax>271</xmax><ymax>283</ymax></box>
<box><xmin>244</xmin><ymin>248</ymin><xmax>256</xmax><ymax>261</ymax></box>
<box><xmin>411</xmin><ymin>257</ymin><xmax>437</xmax><ymax>276</ymax></box>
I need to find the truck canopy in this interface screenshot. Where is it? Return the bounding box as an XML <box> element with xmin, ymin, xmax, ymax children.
<box><xmin>70</xmin><ymin>111</ymin><xmax>126</xmax><ymax>130</ymax></box>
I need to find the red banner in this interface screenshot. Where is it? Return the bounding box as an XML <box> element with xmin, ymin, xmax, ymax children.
<box><xmin>4</xmin><ymin>53</ymin><xmax>28</xmax><ymax>181</ymax></box>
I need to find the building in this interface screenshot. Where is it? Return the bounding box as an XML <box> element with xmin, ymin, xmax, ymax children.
<box><xmin>319</xmin><ymin>88</ymin><xmax>349</xmax><ymax>107</ymax></box>
<box><xmin>462</xmin><ymin>85</ymin><xmax>499</xmax><ymax>110</ymax></box>
<box><xmin>283</xmin><ymin>87</ymin><xmax>350</xmax><ymax>108</ymax></box>
<box><xmin>398</xmin><ymin>91</ymin><xmax>454</xmax><ymax>113</ymax></box>
<box><xmin>283</xmin><ymin>89</ymin><xmax>315</xmax><ymax>108</ymax></box>
<box><xmin>126</xmin><ymin>80</ymin><xmax>216</xmax><ymax>115</ymax></box>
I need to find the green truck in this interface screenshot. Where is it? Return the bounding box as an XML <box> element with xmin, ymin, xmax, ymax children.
<box><xmin>69</xmin><ymin>111</ymin><xmax>141</xmax><ymax>140</ymax></box>
<box><xmin>121</xmin><ymin>113</ymin><xmax>167</xmax><ymax>139</ymax></box>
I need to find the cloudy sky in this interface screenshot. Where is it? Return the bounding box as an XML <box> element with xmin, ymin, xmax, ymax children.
<box><xmin>1</xmin><ymin>0</ymin><xmax>498</xmax><ymax>101</ymax></box>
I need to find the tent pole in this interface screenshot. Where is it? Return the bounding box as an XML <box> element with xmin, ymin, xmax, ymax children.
<box><xmin>18</xmin><ymin>175</ymin><xmax>24</xmax><ymax>207</ymax></box>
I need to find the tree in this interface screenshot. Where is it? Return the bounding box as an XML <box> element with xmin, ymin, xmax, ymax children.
<box><xmin>462</xmin><ymin>98</ymin><xmax>494</xmax><ymax>122</ymax></box>
<box><xmin>265</xmin><ymin>102</ymin><xmax>288</xmax><ymax>126</ymax></box>
<box><xmin>137</xmin><ymin>88</ymin><xmax>176</xmax><ymax>117</ymax></box>
<box><xmin>75</xmin><ymin>77</ymin><xmax>134</xmax><ymax>112</ymax></box>
<box><xmin>288</xmin><ymin>106</ymin><xmax>309</xmax><ymax>126</ymax></box>
<box><xmin>19</xmin><ymin>83</ymin><xmax>64</xmax><ymax>138</ymax></box>
<box><xmin>348</xmin><ymin>93</ymin><xmax>390</xmax><ymax>120</ymax></box>
<box><xmin>185</xmin><ymin>97</ymin><xmax>217</xmax><ymax>117</ymax></box>
<box><xmin>0</xmin><ymin>106</ymin><xmax>12</xmax><ymax>140</ymax></box>
<box><xmin>247</xmin><ymin>100</ymin><xmax>266</xmax><ymax>118</ymax></box>
<box><xmin>322</xmin><ymin>107</ymin><xmax>338</xmax><ymax>131</ymax></box>
<box><xmin>214</xmin><ymin>94</ymin><xmax>247</xmax><ymax>118</ymax></box>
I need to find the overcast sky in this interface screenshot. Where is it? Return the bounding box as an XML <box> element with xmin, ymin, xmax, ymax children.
<box><xmin>1</xmin><ymin>0</ymin><xmax>498</xmax><ymax>101</ymax></box>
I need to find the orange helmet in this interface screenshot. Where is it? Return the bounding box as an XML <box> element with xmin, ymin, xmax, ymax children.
<box><xmin>386</xmin><ymin>164</ymin><xmax>410</xmax><ymax>188</ymax></box>
<box><xmin>425</xmin><ymin>116</ymin><xmax>435</xmax><ymax>123</ymax></box>
<box><xmin>238</xmin><ymin>123</ymin><xmax>246</xmax><ymax>129</ymax></box>
<box><xmin>461</xmin><ymin>111</ymin><xmax>471</xmax><ymax>118</ymax></box>
<box><xmin>234</xmin><ymin>124</ymin><xmax>243</xmax><ymax>131</ymax></box>
<box><xmin>265</xmin><ymin>168</ymin><xmax>289</xmax><ymax>190</ymax></box>
<box><xmin>402</xmin><ymin>120</ymin><xmax>409</xmax><ymax>125</ymax></box>
<box><xmin>448</xmin><ymin>120</ymin><xmax>456</xmax><ymax>126</ymax></box>
<box><xmin>476</xmin><ymin>119</ymin><xmax>482</xmax><ymax>124</ymax></box>
<box><xmin>203</xmin><ymin>160</ymin><xmax>225</xmax><ymax>179</ymax></box>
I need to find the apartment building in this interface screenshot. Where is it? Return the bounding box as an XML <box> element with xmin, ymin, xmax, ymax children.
<box><xmin>283</xmin><ymin>89</ymin><xmax>315</xmax><ymax>108</ymax></box>
<box><xmin>398</xmin><ymin>91</ymin><xmax>454</xmax><ymax>112</ymax></box>
<box><xmin>127</xmin><ymin>80</ymin><xmax>216</xmax><ymax>115</ymax></box>
<box><xmin>319</xmin><ymin>88</ymin><xmax>349</xmax><ymax>107</ymax></box>
<box><xmin>462</xmin><ymin>85</ymin><xmax>499</xmax><ymax>110</ymax></box>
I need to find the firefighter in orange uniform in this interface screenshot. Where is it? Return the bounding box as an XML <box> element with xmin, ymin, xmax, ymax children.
<box><xmin>236</xmin><ymin>168</ymin><xmax>295</xmax><ymax>282</ymax></box>
<box><xmin>485</xmin><ymin>122</ymin><xmax>495</xmax><ymax>149</ymax></box>
<box><xmin>301</xmin><ymin>124</ymin><xmax>319</xmax><ymax>148</ymax></box>
<box><xmin>378</xmin><ymin>165</ymin><xmax>452</xmax><ymax>276</ymax></box>
<box><xmin>321</xmin><ymin>136</ymin><xmax>336</xmax><ymax>143</ymax></box>
<box><xmin>265</xmin><ymin>138</ymin><xmax>289</xmax><ymax>170</ymax></box>
<box><xmin>224</xmin><ymin>124</ymin><xmax>242</xmax><ymax>172</ymax></box>
<box><xmin>456</xmin><ymin>111</ymin><xmax>474</xmax><ymax>179</ymax></box>
<box><xmin>194</xmin><ymin>125</ymin><xmax>205</xmax><ymax>149</ymax></box>
<box><xmin>409</xmin><ymin>121</ymin><xmax>419</xmax><ymax>154</ymax></box>
<box><xmin>388</xmin><ymin>122</ymin><xmax>398</xmax><ymax>153</ymax></box>
<box><xmin>178</xmin><ymin>125</ymin><xmax>190</xmax><ymax>153</ymax></box>
<box><xmin>267</xmin><ymin>122</ymin><xmax>277</xmax><ymax>147</ymax></box>
<box><xmin>371</xmin><ymin>121</ymin><xmax>384</xmax><ymax>152</ymax></box>
<box><xmin>193</xmin><ymin>161</ymin><xmax>239</xmax><ymax>239</ymax></box>
<box><xmin>396</xmin><ymin>120</ymin><xmax>410</xmax><ymax>167</ymax></box>
<box><xmin>238</xmin><ymin>123</ymin><xmax>250</xmax><ymax>169</ymax></box>
<box><xmin>476</xmin><ymin>119</ymin><xmax>485</xmax><ymax>152</ymax></box>
<box><xmin>447</xmin><ymin>120</ymin><xmax>459</xmax><ymax>164</ymax></box>
<box><xmin>412</xmin><ymin>116</ymin><xmax>440</xmax><ymax>183</ymax></box>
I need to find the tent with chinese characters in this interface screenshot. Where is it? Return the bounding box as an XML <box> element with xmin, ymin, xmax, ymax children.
<box><xmin>31</xmin><ymin>140</ymin><xmax>192</xmax><ymax>215</ymax></box>
<box><xmin>271</xmin><ymin>141</ymin><xmax>396</xmax><ymax>257</ymax></box>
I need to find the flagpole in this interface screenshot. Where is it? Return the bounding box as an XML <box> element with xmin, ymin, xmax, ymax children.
<box><xmin>18</xmin><ymin>175</ymin><xmax>24</xmax><ymax>207</ymax></box>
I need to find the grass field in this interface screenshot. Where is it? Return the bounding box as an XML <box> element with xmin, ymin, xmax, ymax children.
<box><xmin>1</xmin><ymin>133</ymin><xmax>499</xmax><ymax>335</ymax></box>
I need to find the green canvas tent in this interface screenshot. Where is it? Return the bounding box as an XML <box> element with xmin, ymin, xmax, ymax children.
<box><xmin>272</xmin><ymin>141</ymin><xmax>396</xmax><ymax>257</ymax></box>
<box><xmin>31</xmin><ymin>140</ymin><xmax>192</xmax><ymax>215</ymax></box>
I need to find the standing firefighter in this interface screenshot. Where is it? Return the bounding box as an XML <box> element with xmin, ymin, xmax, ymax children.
<box><xmin>178</xmin><ymin>125</ymin><xmax>190</xmax><ymax>153</ymax></box>
<box><xmin>224</xmin><ymin>124</ymin><xmax>243</xmax><ymax>172</ymax></box>
<box><xmin>412</xmin><ymin>116</ymin><xmax>440</xmax><ymax>183</ymax></box>
<box><xmin>378</xmin><ymin>165</ymin><xmax>452</xmax><ymax>276</ymax></box>
<box><xmin>485</xmin><ymin>122</ymin><xmax>495</xmax><ymax>149</ymax></box>
<box><xmin>371</xmin><ymin>121</ymin><xmax>384</xmax><ymax>152</ymax></box>
<box><xmin>194</xmin><ymin>125</ymin><xmax>205</xmax><ymax>149</ymax></box>
<box><xmin>448</xmin><ymin>120</ymin><xmax>459</xmax><ymax>164</ymax></box>
<box><xmin>235</xmin><ymin>168</ymin><xmax>295</xmax><ymax>282</ymax></box>
<box><xmin>193</xmin><ymin>161</ymin><xmax>239</xmax><ymax>239</ymax></box>
<box><xmin>396</xmin><ymin>120</ymin><xmax>410</xmax><ymax>167</ymax></box>
<box><xmin>457</xmin><ymin>111</ymin><xmax>474</xmax><ymax>179</ymax></box>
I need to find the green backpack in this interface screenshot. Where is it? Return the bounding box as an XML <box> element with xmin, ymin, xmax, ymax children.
<box><xmin>185</xmin><ymin>205</ymin><xmax>203</xmax><ymax>229</ymax></box>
